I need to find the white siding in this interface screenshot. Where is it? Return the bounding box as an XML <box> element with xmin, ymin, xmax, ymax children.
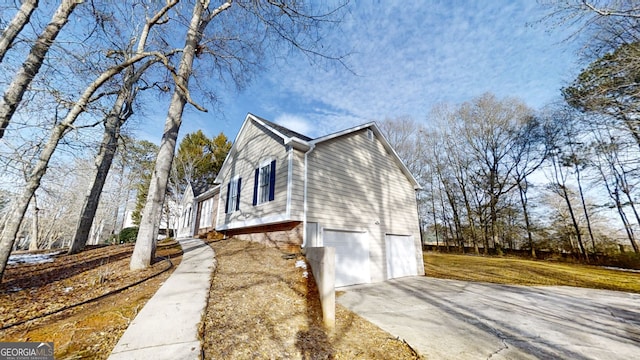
<box><xmin>289</xmin><ymin>150</ymin><xmax>305</xmax><ymax>219</ymax></box>
<box><xmin>308</xmin><ymin>129</ymin><xmax>423</xmax><ymax>282</ymax></box>
<box><xmin>216</xmin><ymin>120</ymin><xmax>296</xmax><ymax>230</ymax></box>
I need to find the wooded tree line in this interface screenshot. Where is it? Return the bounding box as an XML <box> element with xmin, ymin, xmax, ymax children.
<box><xmin>382</xmin><ymin>95</ymin><xmax>638</xmax><ymax>260</ymax></box>
<box><xmin>379</xmin><ymin>1</ymin><xmax>640</xmax><ymax>261</ymax></box>
<box><xmin>0</xmin><ymin>0</ymin><xmax>347</xmax><ymax>281</ymax></box>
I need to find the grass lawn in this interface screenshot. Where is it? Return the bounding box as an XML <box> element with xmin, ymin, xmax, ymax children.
<box><xmin>424</xmin><ymin>252</ymin><xmax>640</xmax><ymax>293</ymax></box>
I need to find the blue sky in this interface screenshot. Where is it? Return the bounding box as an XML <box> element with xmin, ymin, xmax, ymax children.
<box><xmin>136</xmin><ymin>0</ymin><xmax>583</xmax><ymax>143</ymax></box>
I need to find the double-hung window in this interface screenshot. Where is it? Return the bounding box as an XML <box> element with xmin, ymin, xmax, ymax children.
<box><xmin>225</xmin><ymin>177</ymin><xmax>241</xmax><ymax>213</ymax></box>
<box><xmin>253</xmin><ymin>160</ymin><xmax>276</xmax><ymax>205</ymax></box>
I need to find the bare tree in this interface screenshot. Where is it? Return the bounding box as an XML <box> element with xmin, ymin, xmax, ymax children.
<box><xmin>68</xmin><ymin>1</ymin><xmax>179</xmax><ymax>254</ymax></box>
<box><xmin>591</xmin><ymin>123</ymin><xmax>640</xmax><ymax>253</ymax></box>
<box><xmin>0</xmin><ymin>0</ymin><xmax>39</xmax><ymax>62</ymax></box>
<box><xmin>547</xmin><ymin>148</ymin><xmax>589</xmax><ymax>261</ymax></box>
<box><xmin>132</xmin><ymin>0</ymin><xmax>349</xmax><ymax>269</ymax></box>
<box><xmin>0</xmin><ymin>44</ymin><xmax>169</xmax><ymax>281</ymax></box>
<box><xmin>456</xmin><ymin>93</ymin><xmax>535</xmax><ymax>253</ymax></box>
<box><xmin>0</xmin><ymin>0</ymin><xmax>81</xmax><ymax>139</ymax></box>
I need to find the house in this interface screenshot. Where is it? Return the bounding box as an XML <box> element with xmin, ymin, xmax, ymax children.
<box><xmin>193</xmin><ymin>185</ymin><xmax>220</xmax><ymax>238</ymax></box>
<box><xmin>176</xmin><ymin>183</ymin><xmax>220</xmax><ymax>239</ymax></box>
<box><xmin>176</xmin><ymin>183</ymin><xmax>196</xmax><ymax>239</ymax></box>
<box><xmin>199</xmin><ymin>113</ymin><xmax>424</xmax><ymax>286</ymax></box>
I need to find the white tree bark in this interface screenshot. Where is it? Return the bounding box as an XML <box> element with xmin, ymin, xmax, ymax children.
<box><xmin>130</xmin><ymin>0</ymin><xmax>233</xmax><ymax>269</ymax></box>
<box><xmin>0</xmin><ymin>0</ymin><xmax>39</xmax><ymax>63</ymax></box>
<box><xmin>28</xmin><ymin>195</ymin><xmax>39</xmax><ymax>251</ymax></box>
<box><xmin>68</xmin><ymin>1</ymin><xmax>179</xmax><ymax>255</ymax></box>
<box><xmin>0</xmin><ymin>51</ymin><xmax>161</xmax><ymax>281</ymax></box>
<box><xmin>0</xmin><ymin>0</ymin><xmax>80</xmax><ymax>139</ymax></box>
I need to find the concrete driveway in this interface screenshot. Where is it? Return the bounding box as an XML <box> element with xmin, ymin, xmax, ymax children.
<box><xmin>337</xmin><ymin>277</ymin><xmax>640</xmax><ymax>360</ymax></box>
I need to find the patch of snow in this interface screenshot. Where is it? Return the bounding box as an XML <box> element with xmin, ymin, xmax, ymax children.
<box><xmin>8</xmin><ymin>251</ymin><xmax>63</xmax><ymax>265</ymax></box>
<box><xmin>63</xmin><ymin>287</ymin><xmax>73</xmax><ymax>293</ymax></box>
<box><xmin>295</xmin><ymin>260</ymin><xmax>307</xmax><ymax>269</ymax></box>
<box><xmin>602</xmin><ymin>266</ymin><xmax>640</xmax><ymax>273</ymax></box>
<box><xmin>302</xmin><ymin>271</ymin><xmax>308</xmax><ymax>278</ymax></box>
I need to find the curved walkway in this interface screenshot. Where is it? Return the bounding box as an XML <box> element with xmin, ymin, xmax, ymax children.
<box><xmin>338</xmin><ymin>277</ymin><xmax>640</xmax><ymax>360</ymax></box>
<box><xmin>108</xmin><ymin>238</ymin><xmax>216</xmax><ymax>360</ymax></box>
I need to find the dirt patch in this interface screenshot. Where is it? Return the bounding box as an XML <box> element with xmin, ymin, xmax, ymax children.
<box><xmin>0</xmin><ymin>241</ymin><xmax>182</xmax><ymax>359</ymax></box>
<box><xmin>201</xmin><ymin>238</ymin><xmax>423</xmax><ymax>359</ymax></box>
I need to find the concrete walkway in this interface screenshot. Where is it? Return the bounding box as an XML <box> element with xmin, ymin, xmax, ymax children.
<box><xmin>338</xmin><ymin>277</ymin><xmax>640</xmax><ymax>360</ymax></box>
<box><xmin>108</xmin><ymin>238</ymin><xmax>216</xmax><ymax>360</ymax></box>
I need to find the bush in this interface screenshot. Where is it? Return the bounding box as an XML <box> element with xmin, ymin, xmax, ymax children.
<box><xmin>119</xmin><ymin>227</ymin><xmax>139</xmax><ymax>243</ymax></box>
<box><xmin>605</xmin><ymin>252</ymin><xmax>640</xmax><ymax>270</ymax></box>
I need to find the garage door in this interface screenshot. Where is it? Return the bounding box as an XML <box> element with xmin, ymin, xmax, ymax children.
<box><xmin>323</xmin><ymin>230</ymin><xmax>371</xmax><ymax>287</ymax></box>
<box><xmin>386</xmin><ymin>235</ymin><xmax>418</xmax><ymax>279</ymax></box>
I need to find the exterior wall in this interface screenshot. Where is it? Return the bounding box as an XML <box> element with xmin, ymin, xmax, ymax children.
<box><xmin>176</xmin><ymin>186</ymin><xmax>195</xmax><ymax>239</ymax></box>
<box><xmin>306</xmin><ymin>128</ymin><xmax>423</xmax><ymax>282</ymax></box>
<box><xmin>216</xmin><ymin>120</ymin><xmax>295</xmax><ymax>230</ymax></box>
<box><xmin>196</xmin><ymin>191</ymin><xmax>220</xmax><ymax>236</ymax></box>
<box><xmin>226</xmin><ymin>221</ymin><xmax>303</xmax><ymax>252</ymax></box>
<box><xmin>289</xmin><ymin>149</ymin><xmax>306</xmax><ymax>219</ymax></box>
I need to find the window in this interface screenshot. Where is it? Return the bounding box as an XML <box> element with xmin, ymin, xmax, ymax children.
<box><xmin>225</xmin><ymin>177</ymin><xmax>241</xmax><ymax>213</ymax></box>
<box><xmin>253</xmin><ymin>160</ymin><xmax>276</xmax><ymax>205</ymax></box>
<box><xmin>259</xmin><ymin>163</ymin><xmax>271</xmax><ymax>203</ymax></box>
<box><xmin>200</xmin><ymin>199</ymin><xmax>213</xmax><ymax>227</ymax></box>
<box><xmin>366</xmin><ymin>128</ymin><xmax>374</xmax><ymax>141</ymax></box>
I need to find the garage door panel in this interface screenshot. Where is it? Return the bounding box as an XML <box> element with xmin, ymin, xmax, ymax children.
<box><xmin>323</xmin><ymin>230</ymin><xmax>371</xmax><ymax>287</ymax></box>
<box><xmin>386</xmin><ymin>235</ymin><xmax>418</xmax><ymax>279</ymax></box>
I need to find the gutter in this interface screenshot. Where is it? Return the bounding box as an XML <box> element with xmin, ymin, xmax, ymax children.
<box><xmin>302</xmin><ymin>143</ymin><xmax>316</xmax><ymax>249</ymax></box>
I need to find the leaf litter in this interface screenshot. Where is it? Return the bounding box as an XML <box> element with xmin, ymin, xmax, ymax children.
<box><xmin>0</xmin><ymin>241</ymin><xmax>183</xmax><ymax>359</ymax></box>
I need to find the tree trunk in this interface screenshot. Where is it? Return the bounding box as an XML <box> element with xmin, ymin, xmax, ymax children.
<box><xmin>68</xmin><ymin>99</ymin><xmax>123</xmax><ymax>254</ymax></box>
<box><xmin>614</xmin><ymin>189</ymin><xmax>639</xmax><ymax>253</ymax></box>
<box><xmin>0</xmin><ymin>0</ymin><xmax>79</xmax><ymax>139</ymax></box>
<box><xmin>29</xmin><ymin>196</ymin><xmax>39</xmax><ymax>251</ymax></box>
<box><xmin>0</xmin><ymin>0</ymin><xmax>39</xmax><ymax>63</ymax></box>
<box><xmin>575</xmin><ymin>165</ymin><xmax>596</xmax><ymax>253</ymax></box>
<box><xmin>518</xmin><ymin>181</ymin><xmax>535</xmax><ymax>258</ymax></box>
<box><xmin>461</xmin><ymin>191</ymin><xmax>479</xmax><ymax>254</ymax></box>
<box><xmin>130</xmin><ymin>0</ymin><xmax>217</xmax><ymax>270</ymax></box>
<box><xmin>562</xmin><ymin>184</ymin><xmax>588</xmax><ymax>261</ymax></box>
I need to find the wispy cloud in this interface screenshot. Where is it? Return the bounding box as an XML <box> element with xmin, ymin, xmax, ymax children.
<box><xmin>249</xmin><ymin>0</ymin><xmax>579</xmax><ymax>133</ymax></box>
<box><xmin>181</xmin><ymin>0</ymin><xmax>582</xmax><ymax>141</ymax></box>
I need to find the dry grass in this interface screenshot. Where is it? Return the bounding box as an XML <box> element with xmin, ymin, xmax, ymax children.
<box><xmin>424</xmin><ymin>252</ymin><xmax>640</xmax><ymax>293</ymax></box>
<box><xmin>201</xmin><ymin>238</ymin><xmax>422</xmax><ymax>359</ymax></box>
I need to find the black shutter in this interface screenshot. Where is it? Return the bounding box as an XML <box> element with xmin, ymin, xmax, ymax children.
<box><xmin>225</xmin><ymin>182</ymin><xmax>231</xmax><ymax>213</ymax></box>
<box><xmin>252</xmin><ymin>168</ymin><xmax>259</xmax><ymax>206</ymax></box>
<box><xmin>236</xmin><ymin>177</ymin><xmax>242</xmax><ymax>211</ymax></box>
<box><xmin>269</xmin><ymin>160</ymin><xmax>276</xmax><ymax>201</ymax></box>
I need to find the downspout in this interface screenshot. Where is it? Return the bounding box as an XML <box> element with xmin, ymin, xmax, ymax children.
<box><xmin>302</xmin><ymin>143</ymin><xmax>316</xmax><ymax>249</ymax></box>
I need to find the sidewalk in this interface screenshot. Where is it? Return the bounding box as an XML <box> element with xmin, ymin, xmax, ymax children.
<box><xmin>108</xmin><ymin>238</ymin><xmax>216</xmax><ymax>360</ymax></box>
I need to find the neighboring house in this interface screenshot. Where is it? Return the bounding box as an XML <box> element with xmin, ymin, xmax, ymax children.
<box><xmin>206</xmin><ymin>113</ymin><xmax>424</xmax><ymax>287</ymax></box>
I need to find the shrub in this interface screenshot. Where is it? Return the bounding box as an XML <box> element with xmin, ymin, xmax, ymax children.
<box><xmin>119</xmin><ymin>227</ymin><xmax>139</xmax><ymax>243</ymax></box>
<box><xmin>606</xmin><ymin>252</ymin><xmax>640</xmax><ymax>270</ymax></box>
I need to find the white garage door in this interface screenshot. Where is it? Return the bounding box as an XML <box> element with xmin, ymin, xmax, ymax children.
<box><xmin>386</xmin><ymin>235</ymin><xmax>418</xmax><ymax>279</ymax></box>
<box><xmin>323</xmin><ymin>230</ymin><xmax>371</xmax><ymax>287</ymax></box>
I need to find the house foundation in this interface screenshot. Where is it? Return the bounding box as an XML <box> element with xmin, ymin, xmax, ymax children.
<box><xmin>224</xmin><ymin>221</ymin><xmax>303</xmax><ymax>252</ymax></box>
